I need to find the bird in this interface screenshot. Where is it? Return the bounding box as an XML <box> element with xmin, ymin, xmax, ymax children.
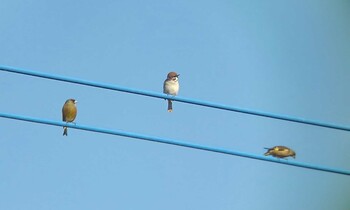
<box><xmin>163</xmin><ymin>72</ymin><xmax>180</xmax><ymax>112</ymax></box>
<box><xmin>264</xmin><ymin>146</ymin><xmax>296</xmax><ymax>159</ymax></box>
<box><xmin>62</xmin><ymin>99</ymin><xmax>77</xmax><ymax>136</ymax></box>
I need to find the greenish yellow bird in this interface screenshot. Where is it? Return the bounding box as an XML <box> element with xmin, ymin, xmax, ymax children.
<box><xmin>62</xmin><ymin>99</ymin><xmax>77</xmax><ymax>136</ymax></box>
<box><xmin>264</xmin><ymin>146</ymin><xmax>296</xmax><ymax>159</ymax></box>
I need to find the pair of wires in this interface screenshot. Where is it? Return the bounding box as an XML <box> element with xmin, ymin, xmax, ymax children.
<box><xmin>1</xmin><ymin>65</ymin><xmax>349</xmax><ymax>176</ymax></box>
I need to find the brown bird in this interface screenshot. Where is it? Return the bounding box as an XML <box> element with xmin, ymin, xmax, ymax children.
<box><xmin>264</xmin><ymin>146</ymin><xmax>296</xmax><ymax>159</ymax></box>
<box><xmin>163</xmin><ymin>72</ymin><xmax>179</xmax><ymax>112</ymax></box>
<box><xmin>62</xmin><ymin>99</ymin><xmax>77</xmax><ymax>136</ymax></box>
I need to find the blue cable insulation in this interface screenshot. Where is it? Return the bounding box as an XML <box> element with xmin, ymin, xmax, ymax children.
<box><xmin>1</xmin><ymin>65</ymin><xmax>349</xmax><ymax>132</ymax></box>
<box><xmin>1</xmin><ymin>112</ymin><xmax>349</xmax><ymax>176</ymax></box>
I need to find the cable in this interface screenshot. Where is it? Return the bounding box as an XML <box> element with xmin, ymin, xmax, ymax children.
<box><xmin>1</xmin><ymin>112</ymin><xmax>349</xmax><ymax>176</ymax></box>
<box><xmin>1</xmin><ymin>65</ymin><xmax>349</xmax><ymax>132</ymax></box>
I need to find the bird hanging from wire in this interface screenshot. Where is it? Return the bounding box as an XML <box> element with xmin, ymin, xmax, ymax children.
<box><xmin>62</xmin><ymin>99</ymin><xmax>77</xmax><ymax>136</ymax></box>
<box><xmin>163</xmin><ymin>72</ymin><xmax>180</xmax><ymax>112</ymax></box>
<box><xmin>264</xmin><ymin>146</ymin><xmax>296</xmax><ymax>159</ymax></box>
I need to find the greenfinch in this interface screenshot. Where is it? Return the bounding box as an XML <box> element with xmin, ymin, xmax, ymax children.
<box><xmin>264</xmin><ymin>146</ymin><xmax>296</xmax><ymax>159</ymax></box>
<box><xmin>62</xmin><ymin>99</ymin><xmax>77</xmax><ymax>136</ymax></box>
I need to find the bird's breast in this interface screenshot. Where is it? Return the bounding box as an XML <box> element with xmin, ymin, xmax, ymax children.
<box><xmin>164</xmin><ymin>81</ymin><xmax>179</xmax><ymax>95</ymax></box>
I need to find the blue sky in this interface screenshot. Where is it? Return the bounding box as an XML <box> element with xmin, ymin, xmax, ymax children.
<box><xmin>1</xmin><ymin>0</ymin><xmax>350</xmax><ymax>209</ymax></box>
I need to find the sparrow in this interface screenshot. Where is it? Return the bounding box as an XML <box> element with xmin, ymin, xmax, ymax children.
<box><xmin>163</xmin><ymin>72</ymin><xmax>179</xmax><ymax>112</ymax></box>
<box><xmin>264</xmin><ymin>146</ymin><xmax>296</xmax><ymax>159</ymax></box>
<box><xmin>62</xmin><ymin>99</ymin><xmax>77</xmax><ymax>136</ymax></box>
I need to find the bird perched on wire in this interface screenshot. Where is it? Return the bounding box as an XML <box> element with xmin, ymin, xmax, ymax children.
<box><xmin>264</xmin><ymin>146</ymin><xmax>296</xmax><ymax>159</ymax></box>
<box><xmin>62</xmin><ymin>99</ymin><xmax>77</xmax><ymax>136</ymax></box>
<box><xmin>163</xmin><ymin>72</ymin><xmax>180</xmax><ymax>112</ymax></box>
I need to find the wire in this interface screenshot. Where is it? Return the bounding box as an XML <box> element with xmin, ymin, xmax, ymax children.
<box><xmin>1</xmin><ymin>112</ymin><xmax>349</xmax><ymax>176</ymax></box>
<box><xmin>1</xmin><ymin>65</ymin><xmax>349</xmax><ymax>132</ymax></box>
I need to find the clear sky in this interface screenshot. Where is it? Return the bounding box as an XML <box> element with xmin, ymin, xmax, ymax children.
<box><xmin>1</xmin><ymin>0</ymin><xmax>350</xmax><ymax>209</ymax></box>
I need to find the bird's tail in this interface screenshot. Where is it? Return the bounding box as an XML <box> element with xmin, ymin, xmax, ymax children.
<box><xmin>63</xmin><ymin>126</ymin><xmax>68</xmax><ymax>136</ymax></box>
<box><xmin>264</xmin><ymin>148</ymin><xmax>271</xmax><ymax>156</ymax></box>
<box><xmin>167</xmin><ymin>100</ymin><xmax>173</xmax><ymax>112</ymax></box>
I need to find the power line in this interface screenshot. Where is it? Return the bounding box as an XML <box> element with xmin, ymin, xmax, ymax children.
<box><xmin>1</xmin><ymin>112</ymin><xmax>349</xmax><ymax>176</ymax></box>
<box><xmin>1</xmin><ymin>65</ymin><xmax>349</xmax><ymax>132</ymax></box>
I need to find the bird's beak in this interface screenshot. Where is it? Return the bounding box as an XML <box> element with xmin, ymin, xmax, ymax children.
<box><xmin>177</xmin><ymin>74</ymin><xmax>180</xmax><ymax>77</ymax></box>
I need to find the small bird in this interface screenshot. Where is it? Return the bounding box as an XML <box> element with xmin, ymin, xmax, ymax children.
<box><xmin>62</xmin><ymin>99</ymin><xmax>77</xmax><ymax>136</ymax></box>
<box><xmin>163</xmin><ymin>72</ymin><xmax>180</xmax><ymax>112</ymax></box>
<box><xmin>264</xmin><ymin>146</ymin><xmax>296</xmax><ymax>159</ymax></box>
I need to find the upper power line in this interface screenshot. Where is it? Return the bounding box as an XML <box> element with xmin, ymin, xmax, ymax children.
<box><xmin>1</xmin><ymin>64</ymin><xmax>349</xmax><ymax>132</ymax></box>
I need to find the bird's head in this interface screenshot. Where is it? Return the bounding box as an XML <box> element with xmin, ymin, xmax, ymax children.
<box><xmin>290</xmin><ymin>150</ymin><xmax>296</xmax><ymax>159</ymax></box>
<box><xmin>67</xmin><ymin>99</ymin><xmax>77</xmax><ymax>104</ymax></box>
<box><xmin>167</xmin><ymin>72</ymin><xmax>180</xmax><ymax>81</ymax></box>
